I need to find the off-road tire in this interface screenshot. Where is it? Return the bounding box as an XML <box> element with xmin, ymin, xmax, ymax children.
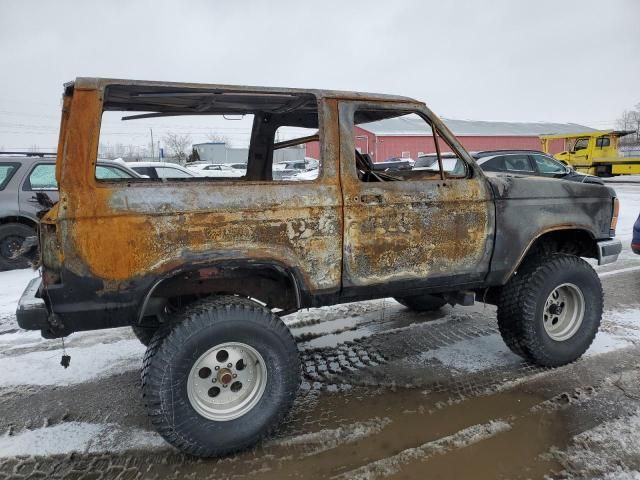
<box><xmin>142</xmin><ymin>296</ymin><xmax>300</xmax><ymax>457</ymax></box>
<box><xmin>395</xmin><ymin>294</ymin><xmax>447</xmax><ymax>312</ymax></box>
<box><xmin>0</xmin><ymin>223</ymin><xmax>35</xmax><ymax>270</ymax></box>
<box><xmin>497</xmin><ymin>254</ymin><xmax>602</xmax><ymax>367</ymax></box>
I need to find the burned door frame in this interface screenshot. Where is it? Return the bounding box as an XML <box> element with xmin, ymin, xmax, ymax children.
<box><xmin>337</xmin><ymin>101</ymin><xmax>495</xmax><ymax>299</ymax></box>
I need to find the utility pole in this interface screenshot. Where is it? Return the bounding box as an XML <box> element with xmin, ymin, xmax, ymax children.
<box><xmin>150</xmin><ymin>128</ymin><xmax>155</xmax><ymax>159</ymax></box>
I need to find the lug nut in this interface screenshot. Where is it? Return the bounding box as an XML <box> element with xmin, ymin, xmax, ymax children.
<box><xmin>232</xmin><ymin>374</ymin><xmax>237</xmax><ymax>378</ymax></box>
<box><xmin>227</xmin><ymin>363</ymin><xmax>232</xmax><ymax>368</ymax></box>
<box><xmin>214</xmin><ymin>366</ymin><xmax>220</xmax><ymax>370</ymax></box>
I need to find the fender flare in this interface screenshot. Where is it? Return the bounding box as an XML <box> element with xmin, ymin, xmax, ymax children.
<box><xmin>135</xmin><ymin>258</ymin><xmax>304</xmax><ymax>323</ymax></box>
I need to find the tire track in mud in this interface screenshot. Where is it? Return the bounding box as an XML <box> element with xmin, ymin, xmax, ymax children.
<box><xmin>289</xmin><ymin>302</ymin><xmax>547</xmax><ymax>398</ymax></box>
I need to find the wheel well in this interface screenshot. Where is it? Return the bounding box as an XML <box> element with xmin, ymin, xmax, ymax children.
<box><xmin>0</xmin><ymin>216</ymin><xmax>38</xmax><ymax>229</ymax></box>
<box><xmin>142</xmin><ymin>263</ymin><xmax>300</xmax><ymax>318</ymax></box>
<box><xmin>522</xmin><ymin>229</ymin><xmax>597</xmax><ymax>262</ymax></box>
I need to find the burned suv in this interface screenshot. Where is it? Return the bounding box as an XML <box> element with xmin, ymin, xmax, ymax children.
<box><xmin>17</xmin><ymin>78</ymin><xmax>621</xmax><ymax>457</ymax></box>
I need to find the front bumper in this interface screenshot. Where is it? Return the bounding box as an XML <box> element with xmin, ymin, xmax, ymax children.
<box><xmin>597</xmin><ymin>239</ymin><xmax>622</xmax><ymax>265</ymax></box>
<box><xmin>16</xmin><ymin>277</ymin><xmax>49</xmax><ymax>330</ymax></box>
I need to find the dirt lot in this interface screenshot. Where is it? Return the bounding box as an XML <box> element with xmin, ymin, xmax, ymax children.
<box><xmin>1</xmin><ymin>184</ymin><xmax>640</xmax><ymax>480</ymax></box>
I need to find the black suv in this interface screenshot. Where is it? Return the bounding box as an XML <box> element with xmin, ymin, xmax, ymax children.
<box><xmin>473</xmin><ymin>150</ymin><xmax>605</xmax><ymax>184</ymax></box>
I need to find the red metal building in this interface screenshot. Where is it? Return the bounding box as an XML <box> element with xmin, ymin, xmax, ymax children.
<box><xmin>306</xmin><ymin>118</ymin><xmax>593</xmax><ymax>162</ymax></box>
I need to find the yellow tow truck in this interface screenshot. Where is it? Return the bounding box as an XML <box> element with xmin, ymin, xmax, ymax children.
<box><xmin>539</xmin><ymin>130</ymin><xmax>640</xmax><ymax>176</ymax></box>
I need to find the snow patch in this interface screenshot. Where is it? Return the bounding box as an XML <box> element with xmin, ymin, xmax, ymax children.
<box><xmin>269</xmin><ymin>417</ymin><xmax>391</xmax><ymax>457</ymax></box>
<box><xmin>413</xmin><ymin>308</ymin><xmax>640</xmax><ymax>375</ymax></box>
<box><xmin>0</xmin><ymin>268</ymin><xmax>39</xmax><ymax>332</ymax></box>
<box><xmin>0</xmin><ymin>421</ymin><xmax>167</xmax><ymax>457</ymax></box>
<box><xmin>612</xmin><ymin>185</ymin><xmax>640</xmax><ymax>241</ymax></box>
<box><xmin>416</xmin><ymin>333</ymin><xmax>521</xmax><ymax>373</ymax></box>
<box><xmin>588</xmin><ymin>309</ymin><xmax>640</xmax><ymax>357</ymax></box>
<box><xmin>549</xmin><ymin>409</ymin><xmax>640</xmax><ymax>479</ymax></box>
<box><xmin>0</xmin><ymin>339</ymin><xmax>144</xmax><ymax>387</ymax></box>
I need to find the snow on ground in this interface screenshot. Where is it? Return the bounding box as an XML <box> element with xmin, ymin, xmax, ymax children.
<box><xmin>0</xmin><ymin>422</ymin><xmax>167</xmax><ymax>457</ymax></box>
<box><xmin>0</xmin><ymin>338</ymin><xmax>144</xmax><ymax>387</ymax></box>
<box><xmin>0</xmin><ymin>268</ymin><xmax>39</xmax><ymax>333</ymax></box>
<box><xmin>268</xmin><ymin>417</ymin><xmax>392</xmax><ymax>457</ymax></box>
<box><xmin>589</xmin><ymin>309</ymin><xmax>640</xmax><ymax>357</ymax></box>
<box><xmin>612</xmin><ymin>185</ymin><xmax>640</xmax><ymax>242</ymax></box>
<box><xmin>605</xmin><ymin>176</ymin><xmax>640</xmax><ymax>184</ymax></box>
<box><xmin>549</xmin><ymin>409</ymin><xmax>640</xmax><ymax>479</ymax></box>
<box><xmin>418</xmin><ymin>333</ymin><xmax>520</xmax><ymax>373</ymax></box>
<box><xmin>412</xmin><ymin>308</ymin><xmax>640</xmax><ymax>375</ymax></box>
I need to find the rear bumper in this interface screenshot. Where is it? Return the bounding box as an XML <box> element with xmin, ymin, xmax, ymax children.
<box><xmin>597</xmin><ymin>239</ymin><xmax>622</xmax><ymax>265</ymax></box>
<box><xmin>632</xmin><ymin>243</ymin><xmax>640</xmax><ymax>255</ymax></box>
<box><xmin>16</xmin><ymin>277</ymin><xmax>50</xmax><ymax>330</ymax></box>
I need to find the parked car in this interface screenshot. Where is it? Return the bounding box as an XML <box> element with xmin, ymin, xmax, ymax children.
<box><xmin>17</xmin><ymin>77</ymin><xmax>621</xmax><ymax>457</ymax></box>
<box><xmin>229</xmin><ymin>163</ymin><xmax>248</xmax><ymax>172</ymax></box>
<box><xmin>126</xmin><ymin>161</ymin><xmax>199</xmax><ymax>179</ymax></box>
<box><xmin>413</xmin><ymin>153</ymin><xmax>463</xmax><ymax>174</ymax></box>
<box><xmin>272</xmin><ymin>158</ymin><xmax>319</xmax><ymax>180</ymax></box>
<box><xmin>633</xmin><ymin>213</ymin><xmax>640</xmax><ymax>254</ymax></box>
<box><xmin>186</xmin><ymin>163</ymin><xmax>244</xmax><ymax>178</ymax></box>
<box><xmin>474</xmin><ymin>150</ymin><xmax>605</xmax><ymax>184</ymax></box>
<box><xmin>0</xmin><ymin>153</ymin><xmax>141</xmax><ymax>269</ymax></box>
<box><xmin>415</xmin><ymin>150</ymin><xmax>605</xmax><ymax>184</ymax></box>
<box><xmin>290</xmin><ymin>168</ymin><xmax>320</xmax><ymax>181</ymax></box>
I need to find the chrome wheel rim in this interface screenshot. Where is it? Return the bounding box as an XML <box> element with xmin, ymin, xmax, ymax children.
<box><xmin>187</xmin><ymin>342</ymin><xmax>267</xmax><ymax>421</ymax></box>
<box><xmin>543</xmin><ymin>283</ymin><xmax>585</xmax><ymax>341</ymax></box>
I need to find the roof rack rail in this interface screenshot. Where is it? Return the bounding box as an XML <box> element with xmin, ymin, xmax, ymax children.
<box><xmin>0</xmin><ymin>151</ymin><xmax>56</xmax><ymax>157</ymax></box>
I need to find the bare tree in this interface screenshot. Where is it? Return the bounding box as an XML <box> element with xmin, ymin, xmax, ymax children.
<box><xmin>163</xmin><ymin>133</ymin><xmax>192</xmax><ymax>164</ymax></box>
<box><xmin>617</xmin><ymin>103</ymin><xmax>640</xmax><ymax>147</ymax></box>
<box><xmin>207</xmin><ymin>133</ymin><xmax>229</xmax><ymax>144</ymax></box>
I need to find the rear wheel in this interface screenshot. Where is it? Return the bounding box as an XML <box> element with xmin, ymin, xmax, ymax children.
<box><xmin>395</xmin><ymin>294</ymin><xmax>447</xmax><ymax>312</ymax></box>
<box><xmin>142</xmin><ymin>296</ymin><xmax>300</xmax><ymax>457</ymax></box>
<box><xmin>497</xmin><ymin>254</ymin><xmax>602</xmax><ymax>367</ymax></box>
<box><xmin>0</xmin><ymin>223</ymin><xmax>35</xmax><ymax>270</ymax></box>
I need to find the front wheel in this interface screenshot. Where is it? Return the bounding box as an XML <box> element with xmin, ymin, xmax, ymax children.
<box><xmin>142</xmin><ymin>296</ymin><xmax>300</xmax><ymax>457</ymax></box>
<box><xmin>497</xmin><ymin>254</ymin><xmax>602</xmax><ymax>367</ymax></box>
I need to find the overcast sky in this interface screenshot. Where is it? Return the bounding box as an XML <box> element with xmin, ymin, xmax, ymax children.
<box><xmin>1</xmin><ymin>0</ymin><xmax>638</xmax><ymax>150</ymax></box>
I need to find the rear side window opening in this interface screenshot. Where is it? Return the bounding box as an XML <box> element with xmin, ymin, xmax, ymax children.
<box><xmin>96</xmin><ymin>86</ymin><xmax>322</xmax><ymax>184</ymax></box>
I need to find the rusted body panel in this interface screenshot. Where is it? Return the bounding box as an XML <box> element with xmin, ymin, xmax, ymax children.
<box><xmin>51</xmin><ymin>84</ymin><xmax>342</xmax><ymax>297</ymax></box>
<box><xmin>337</xmin><ymin>101</ymin><xmax>494</xmax><ymax>291</ymax></box>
